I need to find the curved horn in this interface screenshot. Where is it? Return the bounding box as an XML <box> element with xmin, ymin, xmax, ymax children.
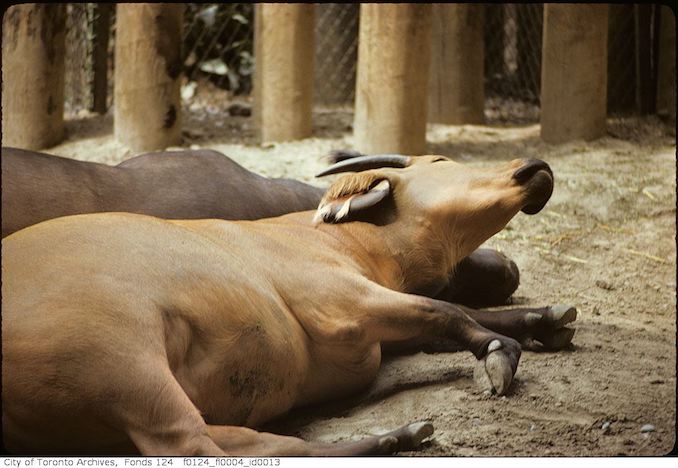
<box><xmin>314</xmin><ymin>179</ymin><xmax>391</xmax><ymax>224</ymax></box>
<box><xmin>325</xmin><ymin>149</ymin><xmax>364</xmax><ymax>164</ymax></box>
<box><xmin>316</xmin><ymin>154</ymin><xmax>411</xmax><ymax>178</ymax></box>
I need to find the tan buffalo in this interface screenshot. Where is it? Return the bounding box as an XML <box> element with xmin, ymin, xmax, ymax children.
<box><xmin>2</xmin><ymin>155</ymin><xmax>576</xmax><ymax>455</ymax></box>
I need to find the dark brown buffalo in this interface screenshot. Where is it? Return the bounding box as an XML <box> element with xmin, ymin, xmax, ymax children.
<box><xmin>2</xmin><ymin>147</ymin><xmax>525</xmax><ymax>310</ymax></box>
<box><xmin>1</xmin><ymin>147</ymin><xmax>322</xmax><ymax>238</ymax></box>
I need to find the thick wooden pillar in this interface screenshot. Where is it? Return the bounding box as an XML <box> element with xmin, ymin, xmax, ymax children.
<box><xmin>428</xmin><ymin>4</ymin><xmax>485</xmax><ymax>124</ymax></box>
<box><xmin>354</xmin><ymin>4</ymin><xmax>432</xmax><ymax>155</ymax></box>
<box><xmin>656</xmin><ymin>6</ymin><xmax>675</xmax><ymax>124</ymax></box>
<box><xmin>540</xmin><ymin>4</ymin><xmax>608</xmax><ymax>143</ymax></box>
<box><xmin>2</xmin><ymin>4</ymin><xmax>66</xmax><ymax>150</ymax></box>
<box><xmin>484</xmin><ymin>4</ymin><xmax>505</xmax><ymax>83</ymax></box>
<box><xmin>114</xmin><ymin>4</ymin><xmax>183</xmax><ymax>152</ymax></box>
<box><xmin>607</xmin><ymin>4</ymin><xmax>636</xmax><ymax>114</ymax></box>
<box><xmin>91</xmin><ymin>3</ymin><xmax>112</xmax><ymax>114</ymax></box>
<box><xmin>254</xmin><ymin>4</ymin><xmax>315</xmax><ymax>143</ymax></box>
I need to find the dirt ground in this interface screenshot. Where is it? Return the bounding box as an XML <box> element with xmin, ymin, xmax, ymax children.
<box><xmin>49</xmin><ymin>102</ymin><xmax>676</xmax><ymax>456</ymax></box>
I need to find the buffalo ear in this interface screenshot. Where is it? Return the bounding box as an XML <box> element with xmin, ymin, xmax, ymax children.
<box><xmin>314</xmin><ymin>177</ymin><xmax>392</xmax><ymax>224</ymax></box>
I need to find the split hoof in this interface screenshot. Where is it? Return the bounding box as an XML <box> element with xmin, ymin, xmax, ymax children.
<box><xmin>548</xmin><ymin>304</ymin><xmax>578</xmax><ymax>328</ymax></box>
<box><xmin>402</xmin><ymin>421</ymin><xmax>434</xmax><ymax>448</ymax></box>
<box><xmin>474</xmin><ymin>339</ymin><xmax>516</xmax><ymax>396</ymax></box>
<box><xmin>533</xmin><ymin>304</ymin><xmax>578</xmax><ymax>350</ymax></box>
<box><xmin>376</xmin><ymin>436</ymin><xmax>399</xmax><ymax>453</ymax></box>
<box><xmin>377</xmin><ymin>421</ymin><xmax>434</xmax><ymax>454</ymax></box>
<box><xmin>538</xmin><ymin>327</ymin><xmax>576</xmax><ymax>350</ymax></box>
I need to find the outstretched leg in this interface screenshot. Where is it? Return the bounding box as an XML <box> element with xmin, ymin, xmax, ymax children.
<box><xmin>384</xmin><ymin>248</ymin><xmax>575</xmax><ymax>355</ymax></box>
<box><xmin>382</xmin><ymin>302</ymin><xmax>577</xmax><ymax>356</ymax></box>
<box><xmin>206</xmin><ymin>421</ymin><xmax>433</xmax><ymax>456</ymax></box>
<box><xmin>117</xmin><ymin>357</ymin><xmax>432</xmax><ymax>456</ymax></box>
<box><xmin>461</xmin><ymin>303</ymin><xmax>577</xmax><ymax>351</ymax></box>
<box><xmin>435</xmin><ymin>248</ymin><xmax>520</xmax><ymax>308</ymax></box>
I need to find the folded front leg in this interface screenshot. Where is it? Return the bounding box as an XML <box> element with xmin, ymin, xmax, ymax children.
<box><xmin>434</xmin><ymin>248</ymin><xmax>520</xmax><ymax>308</ymax></box>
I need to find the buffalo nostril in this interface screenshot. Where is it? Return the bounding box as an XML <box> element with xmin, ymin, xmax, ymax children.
<box><xmin>512</xmin><ymin>159</ymin><xmax>553</xmax><ymax>184</ymax></box>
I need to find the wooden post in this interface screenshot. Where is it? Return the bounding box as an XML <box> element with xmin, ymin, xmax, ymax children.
<box><xmin>656</xmin><ymin>6</ymin><xmax>676</xmax><ymax>124</ymax></box>
<box><xmin>254</xmin><ymin>4</ymin><xmax>315</xmax><ymax>143</ymax></box>
<box><xmin>354</xmin><ymin>4</ymin><xmax>432</xmax><ymax>155</ymax></box>
<box><xmin>484</xmin><ymin>4</ymin><xmax>505</xmax><ymax>84</ymax></box>
<box><xmin>540</xmin><ymin>4</ymin><xmax>608</xmax><ymax>144</ymax></box>
<box><xmin>607</xmin><ymin>4</ymin><xmax>637</xmax><ymax>114</ymax></box>
<box><xmin>114</xmin><ymin>4</ymin><xmax>183</xmax><ymax>152</ymax></box>
<box><xmin>428</xmin><ymin>4</ymin><xmax>485</xmax><ymax>124</ymax></box>
<box><xmin>634</xmin><ymin>4</ymin><xmax>656</xmax><ymax>115</ymax></box>
<box><xmin>2</xmin><ymin>4</ymin><xmax>66</xmax><ymax>150</ymax></box>
<box><xmin>91</xmin><ymin>3</ymin><xmax>112</xmax><ymax>114</ymax></box>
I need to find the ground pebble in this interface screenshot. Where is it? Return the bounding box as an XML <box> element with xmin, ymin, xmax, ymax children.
<box><xmin>640</xmin><ymin>424</ymin><xmax>655</xmax><ymax>433</ymax></box>
<box><xmin>601</xmin><ymin>421</ymin><xmax>611</xmax><ymax>434</ymax></box>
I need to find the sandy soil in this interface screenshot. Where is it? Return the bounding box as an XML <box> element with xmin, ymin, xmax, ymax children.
<box><xmin>49</xmin><ymin>104</ymin><xmax>676</xmax><ymax>456</ymax></box>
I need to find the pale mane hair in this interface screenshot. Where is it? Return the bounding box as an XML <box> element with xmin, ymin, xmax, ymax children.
<box><xmin>321</xmin><ymin>172</ymin><xmax>385</xmax><ymax>204</ymax></box>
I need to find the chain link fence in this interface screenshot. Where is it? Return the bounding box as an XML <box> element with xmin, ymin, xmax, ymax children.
<box><xmin>483</xmin><ymin>4</ymin><xmax>542</xmax><ymax>123</ymax></box>
<box><xmin>183</xmin><ymin>3</ymin><xmax>254</xmax><ymax>96</ymax></box>
<box><xmin>314</xmin><ymin>4</ymin><xmax>359</xmax><ymax>107</ymax></box>
<box><xmin>63</xmin><ymin>3</ymin><xmax>665</xmax><ymax>123</ymax></box>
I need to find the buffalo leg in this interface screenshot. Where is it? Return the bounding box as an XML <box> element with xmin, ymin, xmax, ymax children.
<box><xmin>121</xmin><ymin>359</ymin><xmax>432</xmax><ymax>456</ymax></box>
<box><xmin>206</xmin><ymin>421</ymin><xmax>433</xmax><ymax>456</ymax></box>
<box><xmin>460</xmin><ymin>303</ymin><xmax>577</xmax><ymax>351</ymax></box>
<box><xmin>382</xmin><ymin>302</ymin><xmax>577</xmax><ymax>355</ymax></box>
<box><xmin>435</xmin><ymin>248</ymin><xmax>520</xmax><ymax>308</ymax></box>
<box><xmin>360</xmin><ymin>286</ymin><xmax>523</xmax><ymax>395</ymax></box>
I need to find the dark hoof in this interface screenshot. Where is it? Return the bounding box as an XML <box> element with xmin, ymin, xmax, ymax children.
<box><xmin>547</xmin><ymin>304</ymin><xmax>578</xmax><ymax>328</ymax></box>
<box><xmin>524</xmin><ymin>304</ymin><xmax>577</xmax><ymax>351</ymax></box>
<box><xmin>538</xmin><ymin>326</ymin><xmax>576</xmax><ymax>350</ymax></box>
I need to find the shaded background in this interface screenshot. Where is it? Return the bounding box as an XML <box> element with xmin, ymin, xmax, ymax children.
<box><xmin>63</xmin><ymin>3</ymin><xmax>666</xmax><ymax>124</ymax></box>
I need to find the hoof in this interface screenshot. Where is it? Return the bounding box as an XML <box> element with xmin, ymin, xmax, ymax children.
<box><xmin>533</xmin><ymin>304</ymin><xmax>578</xmax><ymax>350</ymax></box>
<box><xmin>377</xmin><ymin>436</ymin><xmax>399</xmax><ymax>453</ymax></box>
<box><xmin>403</xmin><ymin>421</ymin><xmax>434</xmax><ymax>447</ymax></box>
<box><xmin>378</xmin><ymin>421</ymin><xmax>434</xmax><ymax>454</ymax></box>
<box><xmin>539</xmin><ymin>327</ymin><xmax>576</xmax><ymax>350</ymax></box>
<box><xmin>548</xmin><ymin>304</ymin><xmax>577</xmax><ymax>328</ymax></box>
<box><xmin>474</xmin><ymin>339</ymin><xmax>515</xmax><ymax>396</ymax></box>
